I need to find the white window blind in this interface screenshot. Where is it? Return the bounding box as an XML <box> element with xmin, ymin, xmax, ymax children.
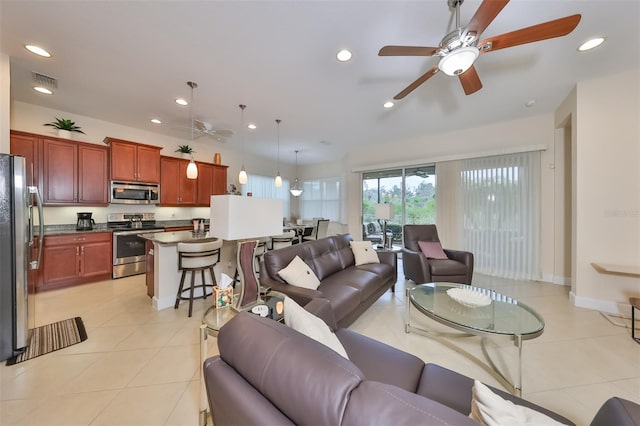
<box><xmin>437</xmin><ymin>151</ymin><xmax>541</xmax><ymax>280</ymax></box>
<box><xmin>243</xmin><ymin>174</ymin><xmax>290</xmax><ymax>218</ymax></box>
<box><xmin>300</xmin><ymin>177</ymin><xmax>344</xmax><ymax>222</ymax></box>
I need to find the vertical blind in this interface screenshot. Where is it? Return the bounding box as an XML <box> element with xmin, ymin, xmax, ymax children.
<box><xmin>437</xmin><ymin>151</ymin><xmax>541</xmax><ymax>280</ymax></box>
<box><xmin>243</xmin><ymin>174</ymin><xmax>290</xmax><ymax>218</ymax></box>
<box><xmin>300</xmin><ymin>177</ymin><xmax>344</xmax><ymax>222</ymax></box>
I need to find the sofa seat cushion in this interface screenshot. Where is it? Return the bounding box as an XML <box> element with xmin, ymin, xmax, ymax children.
<box><xmin>218</xmin><ymin>312</ymin><xmax>364</xmax><ymax>426</ymax></box>
<box><xmin>322</xmin><ymin>268</ymin><xmax>386</xmax><ymax>302</ymax></box>
<box><xmin>343</xmin><ymin>381</ymin><xmax>478</xmax><ymax>426</ymax></box>
<box><xmin>429</xmin><ymin>259</ymin><xmax>470</xmax><ymax>276</ymax></box>
<box><xmin>316</xmin><ymin>282</ymin><xmax>361</xmax><ymax>322</ymax></box>
<box><xmin>355</xmin><ymin>262</ymin><xmax>396</xmax><ymax>285</ymax></box>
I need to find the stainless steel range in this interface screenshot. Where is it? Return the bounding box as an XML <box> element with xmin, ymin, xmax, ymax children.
<box><xmin>107</xmin><ymin>213</ymin><xmax>164</xmax><ymax>279</ymax></box>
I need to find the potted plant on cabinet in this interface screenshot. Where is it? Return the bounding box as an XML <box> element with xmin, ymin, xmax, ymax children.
<box><xmin>43</xmin><ymin>118</ymin><xmax>85</xmax><ymax>139</ymax></box>
<box><xmin>175</xmin><ymin>145</ymin><xmax>195</xmax><ymax>159</ymax></box>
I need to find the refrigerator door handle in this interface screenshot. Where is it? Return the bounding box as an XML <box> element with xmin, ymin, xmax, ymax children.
<box><xmin>28</xmin><ymin>186</ymin><xmax>44</xmax><ymax>270</ymax></box>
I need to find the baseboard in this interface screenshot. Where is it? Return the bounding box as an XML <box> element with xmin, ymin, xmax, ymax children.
<box><xmin>540</xmin><ymin>273</ymin><xmax>571</xmax><ymax>286</ymax></box>
<box><xmin>570</xmin><ymin>291</ymin><xmax>631</xmax><ymax>317</ymax></box>
<box><xmin>153</xmin><ymin>295</ymin><xmax>175</xmax><ymax>311</ymax></box>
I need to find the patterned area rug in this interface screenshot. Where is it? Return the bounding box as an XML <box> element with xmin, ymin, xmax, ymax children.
<box><xmin>5</xmin><ymin>317</ymin><xmax>87</xmax><ymax>365</ymax></box>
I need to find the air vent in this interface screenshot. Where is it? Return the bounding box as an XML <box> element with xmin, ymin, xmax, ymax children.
<box><xmin>32</xmin><ymin>72</ymin><xmax>58</xmax><ymax>88</ymax></box>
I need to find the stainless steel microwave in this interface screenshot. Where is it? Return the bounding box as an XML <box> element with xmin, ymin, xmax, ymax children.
<box><xmin>110</xmin><ymin>181</ymin><xmax>160</xmax><ymax>204</ymax></box>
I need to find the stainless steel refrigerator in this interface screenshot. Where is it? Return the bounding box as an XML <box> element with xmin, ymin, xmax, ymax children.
<box><xmin>0</xmin><ymin>153</ymin><xmax>43</xmax><ymax>362</ymax></box>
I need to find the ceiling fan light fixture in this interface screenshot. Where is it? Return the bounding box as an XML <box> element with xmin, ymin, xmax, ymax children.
<box><xmin>438</xmin><ymin>46</ymin><xmax>479</xmax><ymax>76</ymax></box>
<box><xmin>578</xmin><ymin>37</ymin><xmax>605</xmax><ymax>52</ymax></box>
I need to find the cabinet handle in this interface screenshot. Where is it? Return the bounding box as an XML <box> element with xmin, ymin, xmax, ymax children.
<box><xmin>81</xmin><ymin>246</ymin><xmax>84</xmax><ymax>254</ymax></box>
<box><xmin>76</xmin><ymin>247</ymin><xmax>79</xmax><ymax>255</ymax></box>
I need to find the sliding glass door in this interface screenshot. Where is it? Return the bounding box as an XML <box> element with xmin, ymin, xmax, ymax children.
<box><xmin>362</xmin><ymin>165</ymin><xmax>436</xmax><ymax>244</ymax></box>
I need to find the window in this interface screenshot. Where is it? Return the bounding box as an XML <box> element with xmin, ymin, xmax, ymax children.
<box><xmin>242</xmin><ymin>174</ymin><xmax>290</xmax><ymax>218</ymax></box>
<box><xmin>299</xmin><ymin>177</ymin><xmax>344</xmax><ymax>222</ymax></box>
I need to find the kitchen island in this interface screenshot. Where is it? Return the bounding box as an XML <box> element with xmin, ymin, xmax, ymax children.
<box><xmin>140</xmin><ymin>230</ymin><xmax>221</xmax><ymax>311</ymax></box>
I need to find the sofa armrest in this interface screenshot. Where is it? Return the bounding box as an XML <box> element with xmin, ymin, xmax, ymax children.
<box><xmin>303</xmin><ymin>298</ymin><xmax>338</xmax><ymax>331</ymax></box>
<box><xmin>591</xmin><ymin>397</ymin><xmax>640</xmax><ymax>426</ymax></box>
<box><xmin>376</xmin><ymin>250</ymin><xmax>397</xmax><ymax>268</ymax></box>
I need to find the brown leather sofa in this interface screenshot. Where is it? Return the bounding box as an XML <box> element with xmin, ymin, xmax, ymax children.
<box><xmin>403</xmin><ymin>224</ymin><xmax>474</xmax><ymax>284</ymax></box>
<box><xmin>204</xmin><ymin>305</ymin><xmax>596</xmax><ymax>426</ymax></box>
<box><xmin>259</xmin><ymin>233</ymin><xmax>396</xmax><ymax>328</ymax></box>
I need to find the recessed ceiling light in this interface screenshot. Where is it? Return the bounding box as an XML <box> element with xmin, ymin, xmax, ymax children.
<box><xmin>150</xmin><ymin>118</ymin><xmax>162</xmax><ymax>124</ymax></box>
<box><xmin>336</xmin><ymin>49</ymin><xmax>352</xmax><ymax>62</ymax></box>
<box><xmin>248</xmin><ymin>123</ymin><xmax>257</xmax><ymax>130</ymax></box>
<box><xmin>578</xmin><ymin>37</ymin><xmax>605</xmax><ymax>52</ymax></box>
<box><xmin>175</xmin><ymin>98</ymin><xmax>188</xmax><ymax>106</ymax></box>
<box><xmin>25</xmin><ymin>44</ymin><xmax>51</xmax><ymax>57</ymax></box>
<box><xmin>33</xmin><ymin>86</ymin><xmax>53</xmax><ymax>95</ymax></box>
<box><xmin>383</xmin><ymin>101</ymin><xmax>394</xmax><ymax>108</ymax></box>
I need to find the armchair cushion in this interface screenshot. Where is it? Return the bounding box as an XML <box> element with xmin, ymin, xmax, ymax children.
<box><xmin>418</xmin><ymin>241</ymin><xmax>448</xmax><ymax>259</ymax></box>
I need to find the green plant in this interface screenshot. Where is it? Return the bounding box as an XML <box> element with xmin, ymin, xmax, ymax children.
<box><xmin>43</xmin><ymin>118</ymin><xmax>85</xmax><ymax>134</ymax></box>
<box><xmin>175</xmin><ymin>145</ymin><xmax>194</xmax><ymax>154</ymax></box>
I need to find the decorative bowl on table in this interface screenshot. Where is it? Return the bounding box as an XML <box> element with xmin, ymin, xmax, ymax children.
<box><xmin>446</xmin><ymin>287</ymin><xmax>492</xmax><ymax>307</ymax></box>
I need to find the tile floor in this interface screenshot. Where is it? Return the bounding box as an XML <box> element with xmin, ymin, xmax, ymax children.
<box><xmin>1</xmin><ymin>265</ymin><xmax>639</xmax><ymax>425</ymax></box>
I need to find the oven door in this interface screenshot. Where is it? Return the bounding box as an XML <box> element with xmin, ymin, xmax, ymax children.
<box><xmin>112</xmin><ymin>229</ymin><xmax>162</xmax><ymax>279</ymax></box>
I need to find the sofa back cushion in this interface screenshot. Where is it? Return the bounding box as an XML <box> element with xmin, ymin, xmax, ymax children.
<box><xmin>218</xmin><ymin>312</ymin><xmax>365</xmax><ymax>425</ymax></box>
<box><xmin>264</xmin><ymin>234</ymin><xmax>355</xmax><ymax>283</ymax></box>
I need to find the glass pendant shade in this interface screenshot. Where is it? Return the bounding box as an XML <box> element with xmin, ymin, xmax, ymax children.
<box><xmin>186</xmin><ymin>159</ymin><xmax>198</xmax><ymax>179</ymax></box>
<box><xmin>239</xmin><ymin>167</ymin><xmax>248</xmax><ymax>184</ymax></box>
<box><xmin>275</xmin><ymin>174</ymin><xmax>282</xmax><ymax>187</ymax></box>
<box><xmin>290</xmin><ymin>149</ymin><xmax>303</xmax><ymax>196</ymax></box>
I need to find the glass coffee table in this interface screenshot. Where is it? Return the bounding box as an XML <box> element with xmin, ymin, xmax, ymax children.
<box><xmin>406</xmin><ymin>282</ymin><xmax>545</xmax><ymax>396</ymax></box>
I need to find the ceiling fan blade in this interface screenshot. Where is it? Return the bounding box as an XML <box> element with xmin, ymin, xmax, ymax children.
<box><xmin>466</xmin><ymin>0</ymin><xmax>509</xmax><ymax>38</ymax></box>
<box><xmin>379</xmin><ymin>45</ymin><xmax>439</xmax><ymax>57</ymax></box>
<box><xmin>394</xmin><ymin>65</ymin><xmax>439</xmax><ymax>100</ymax></box>
<box><xmin>458</xmin><ymin>65</ymin><xmax>482</xmax><ymax>95</ymax></box>
<box><xmin>478</xmin><ymin>14</ymin><xmax>581</xmax><ymax>53</ymax></box>
<box><xmin>193</xmin><ymin>119</ymin><xmax>207</xmax><ymax>131</ymax></box>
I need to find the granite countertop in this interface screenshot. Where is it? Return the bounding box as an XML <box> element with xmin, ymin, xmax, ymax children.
<box><xmin>139</xmin><ymin>230</ymin><xmax>219</xmax><ymax>245</ymax></box>
<box><xmin>39</xmin><ymin>220</ymin><xmax>206</xmax><ymax>236</ymax></box>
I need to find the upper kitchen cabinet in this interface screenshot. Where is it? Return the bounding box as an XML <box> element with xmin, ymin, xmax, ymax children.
<box><xmin>104</xmin><ymin>137</ymin><xmax>162</xmax><ymax>183</ymax></box>
<box><xmin>42</xmin><ymin>138</ymin><xmax>108</xmax><ymax>205</ymax></box>
<box><xmin>10</xmin><ymin>130</ymin><xmax>41</xmax><ymax>189</ymax></box>
<box><xmin>196</xmin><ymin>162</ymin><xmax>228</xmax><ymax>206</ymax></box>
<box><xmin>160</xmin><ymin>156</ymin><xmax>197</xmax><ymax>206</ymax></box>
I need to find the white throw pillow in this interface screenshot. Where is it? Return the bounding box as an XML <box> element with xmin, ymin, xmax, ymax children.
<box><xmin>283</xmin><ymin>296</ymin><xmax>349</xmax><ymax>359</ymax></box>
<box><xmin>469</xmin><ymin>380</ymin><xmax>567</xmax><ymax>426</ymax></box>
<box><xmin>277</xmin><ymin>256</ymin><xmax>321</xmax><ymax>290</ymax></box>
<box><xmin>350</xmin><ymin>241</ymin><xmax>380</xmax><ymax>266</ymax></box>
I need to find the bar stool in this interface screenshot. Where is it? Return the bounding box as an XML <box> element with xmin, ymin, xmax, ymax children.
<box><xmin>631</xmin><ymin>297</ymin><xmax>640</xmax><ymax>344</ymax></box>
<box><xmin>174</xmin><ymin>239</ymin><xmax>223</xmax><ymax>317</ymax></box>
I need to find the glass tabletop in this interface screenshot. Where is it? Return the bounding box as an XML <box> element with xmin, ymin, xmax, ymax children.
<box><xmin>408</xmin><ymin>283</ymin><xmax>544</xmax><ymax>339</ymax></box>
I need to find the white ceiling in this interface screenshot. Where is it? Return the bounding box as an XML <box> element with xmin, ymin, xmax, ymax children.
<box><xmin>2</xmin><ymin>1</ymin><xmax>639</xmax><ymax>165</ymax></box>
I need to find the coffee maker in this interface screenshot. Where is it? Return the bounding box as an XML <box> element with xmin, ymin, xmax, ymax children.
<box><xmin>76</xmin><ymin>212</ymin><xmax>95</xmax><ymax>231</ymax></box>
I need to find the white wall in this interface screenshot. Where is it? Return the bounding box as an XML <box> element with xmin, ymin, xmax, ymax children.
<box><xmin>568</xmin><ymin>69</ymin><xmax>639</xmax><ymax>314</ymax></box>
<box><xmin>10</xmin><ymin>101</ymin><xmax>293</xmax><ymax>224</ymax></box>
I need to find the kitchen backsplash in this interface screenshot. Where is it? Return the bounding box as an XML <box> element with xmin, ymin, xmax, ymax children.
<box><xmin>41</xmin><ymin>205</ymin><xmax>211</xmax><ymax>225</ymax></box>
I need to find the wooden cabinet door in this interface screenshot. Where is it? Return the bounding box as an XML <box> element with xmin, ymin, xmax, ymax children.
<box><xmin>160</xmin><ymin>157</ymin><xmax>180</xmax><ymax>204</ymax></box>
<box><xmin>78</xmin><ymin>144</ymin><xmax>108</xmax><ymax>204</ymax></box>
<box><xmin>42</xmin><ymin>138</ymin><xmax>78</xmax><ymax>204</ymax></box>
<box><xmin>212</xmin><ymin>165</ymin><xmax>228</xmax><ymax>195</ymax></box>
<box><xmin>178</xmin><ymin>160</ymin><xmax>197</xmax><ymax>205</ymax></box>
<box><xmin>10</xmin><ymin>131</ymin><xmax>40</xmax><ymax>189</ymax></box>
<box><xmin>80</xmin><ymin>241</ymin><xmax>112</xmax><ymax>278</ymax></box>
<box><xmin>196</xmin><ymin>163</ymin><xmax>214</xmax><ymax>206</ymax></box>
<box><xmin>109</xmin><ymin>141</ymin><xmax>137</xmax><ymax>181</ymax></box>
<box><xmin>41</xmin><ymin>244</ymin><xmax>79</xmax><ymax>289</ymax></box>
<box><xmin>136</xmin><ymin>145</ymin><xmax>161</xmax><ymax>183</ymax></box>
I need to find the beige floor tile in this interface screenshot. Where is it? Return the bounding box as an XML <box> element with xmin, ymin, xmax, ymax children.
<box><xmin>14</xmin><ymin>390</ymin><xmax>118</xmax><ymax>425</ymax></box>
<box><xmin>0</xmin><ymin>397</ymin><xmax>43</xmax><ymax>425</ymax></box>
<box><xmin>164</xmin><ymin>379</ymin><xmax>202</xmax><ymax>426</ymax></box>
<box><xmin>129</xmin><ymin>344</ymin><xmax>200</xmax><ymax>387</ymax></box>
<box><xmin>90</xmin><ymin>382</ymin><xmax>188</xmax><ymax>426</ymax></box>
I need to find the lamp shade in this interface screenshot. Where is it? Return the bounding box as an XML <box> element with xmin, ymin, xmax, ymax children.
<box><xmin>186</xmin><ymin>159</ymin><xmax>198</xmax><ymax>179</ymax></box>
<box><xmin>374</xmin><ymin>203</ymin><xmax>394</xmax><ymax>220</ymax></box>
<box><xmin>438</xmin><ymin>46</ymin><xmax>479</xmax><ymax>76</ymax></box>
<box><xmin>210</xmin><ymin>195</ymin><xmax>283</xmax><ymax>240</ymax></box>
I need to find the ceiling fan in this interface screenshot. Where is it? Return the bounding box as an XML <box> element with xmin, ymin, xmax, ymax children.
<box><xmin>173</xmin><ymin>119</ymin><xmax>234</xmax><ymax>142</ymax></box>
<box><xmin>379</xmin><ymin>0</ymin><xmax>581</xmax><ymax>99</ymax></box>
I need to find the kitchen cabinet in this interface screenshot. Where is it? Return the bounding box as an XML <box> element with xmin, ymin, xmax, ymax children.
<box><xmin>10</xmin><ymin>130</ymin><xmax>41</xmax><ymax>189</ymax></box>
<box><xmin>105</xmin><ymin>137</ymin><xmax>162</xmax><ymax>183</ymax></box>
<box><xmin>160</xmin><ymin>156</ymin><xmax>197</xmax><ymax>206</ymax></box>
<box><xmin>40</xmin><ymin>232</ymin><xmax>112</xmax><ymax>292</ymax></box>
<box><xmin>196</xmin><ymin>162</ymin><xmax>228</xmax><ymax>206</ymax></box>
<box><xmin>42</xmin><ymin>138</ymin><xmax>108</xmax><ymax>205</ymax></box>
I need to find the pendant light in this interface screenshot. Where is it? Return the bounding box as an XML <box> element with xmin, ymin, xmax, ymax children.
<box><xmin>290</xmin><ymin>150</ymin><xmax>303</xmax><ymax>197</ymax></box>
<box><xmin>186</xmin><ymin>81</ymin><xmax>198</xmax><ymax>179</ymax></box>
<box><xmin>238</xmin><ymin>104</ymin><xmax>248</xmax><ymax>184</ymax></box>
<box><xmin>274</xmin><ymin>119</ymin><xmax>282</xmax><ymax>187</ymax></box>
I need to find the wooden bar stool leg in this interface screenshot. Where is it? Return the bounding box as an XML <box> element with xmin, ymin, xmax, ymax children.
<box><xmin>175</xmin><ymin>270</ymin><xmax>187</xmax><ymax>309</ymax></box>
<box><xmin>200</xmin><ymin>269</ymin><xmax>207</xmax><ymax>300</ymax></box>
<box><xmin>189</xmin><ymin>270</ymin><xmax>196</xmax><ymax>317</ymax></box>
